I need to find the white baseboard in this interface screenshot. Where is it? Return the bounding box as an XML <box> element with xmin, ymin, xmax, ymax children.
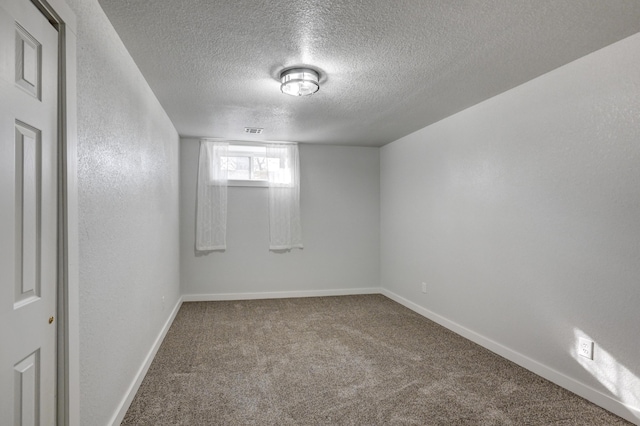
<box><xmin>108</xmin><ymin>296</ymin><xmax>184</xmax><ymax>426</ymax></box>
<box><xmin>183</xmin><ymin>287</ymin><xmax>380</xmax><ymax>302</ymax></box>
<box><xmin>380</xmin><ymin>288</ymin><xmax>640</xmax><ymax>425</ymax></box>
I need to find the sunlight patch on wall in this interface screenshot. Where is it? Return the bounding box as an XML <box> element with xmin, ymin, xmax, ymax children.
<box><xmin>572</xmin><ymin>328</ymin><xmax>640</xmax><ymax>421</ymax></box>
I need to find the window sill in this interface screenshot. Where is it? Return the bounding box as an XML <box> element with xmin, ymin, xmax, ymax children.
<box><xmin>228</xmin><ymin>179</ymin><xmax>268</xmax><ymax>188</ymax></box>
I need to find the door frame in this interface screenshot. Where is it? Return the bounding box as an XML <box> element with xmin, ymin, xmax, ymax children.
<box><xmin>27</xmin><ymin>0</ymin><xmax>78</xmax><ymax>424</ymax></box>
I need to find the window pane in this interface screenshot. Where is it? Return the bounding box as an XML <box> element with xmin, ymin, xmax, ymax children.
<box><xmin>252</xmin><ymin>156</ymin><xmax>268</xmax><ymax>180</ymax></box>
<box><xmin>226</xmin><ymin>156</ymin><xmax>250</xmax><ymax>180</ymax></box>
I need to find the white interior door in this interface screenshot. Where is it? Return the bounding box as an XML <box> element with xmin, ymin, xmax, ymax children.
<box><xmin>0</xmin><ymin>0</ymin><xmax>59</xmax><ymax>424</ymax></box>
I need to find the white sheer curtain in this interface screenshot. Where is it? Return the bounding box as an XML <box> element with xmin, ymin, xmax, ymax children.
<box><xmin>266</xmin><ymin>143</ymin><xmax>303</xmax><ymax>250</ymax></box>
<box><xmin>196</xmin><ymin>141</ymin><xmax>228</xmax><ymax>251</ymax></box>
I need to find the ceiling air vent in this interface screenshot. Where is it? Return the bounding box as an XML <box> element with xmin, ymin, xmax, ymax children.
<box><xmin>244</xmin><ymin>127</ymin><xmax>264</xmax><ymax>135</ymax></box>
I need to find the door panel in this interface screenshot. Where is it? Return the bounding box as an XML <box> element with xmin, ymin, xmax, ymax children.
<box><xmin>14</xmin><ymin>121</ymin><xmax>42</xmax><ymax>309</ymax></box>
<box><xmin>13</xmin><ymin>350</ymin><xmax>40</xmax><ymax>425</ymax></box>
<box><xmin>0</xmin><ymin>0</ymin><xmax>58</xmax><ymax>424</ymax></box>
<box><xmin>15</xmin><ymin>22</ymin><xmax>40</xmax><ymax>99</ymax></box>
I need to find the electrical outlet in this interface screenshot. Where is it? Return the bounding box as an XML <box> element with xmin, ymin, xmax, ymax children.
<box><xmin>578</xmin><ymin>337</ymin><xmax>594</xmax><ymax>360</ymax></box>
<box><xmin>421</xmin><ymin>282</ymin><xmax>427</xmax><ymax>293</ymax></box>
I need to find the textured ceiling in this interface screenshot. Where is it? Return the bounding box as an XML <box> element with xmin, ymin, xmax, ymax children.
<box><xmin>98</xmin><ymin>0</ymin><xmax>640</xmax><ymax>147</ymax></box>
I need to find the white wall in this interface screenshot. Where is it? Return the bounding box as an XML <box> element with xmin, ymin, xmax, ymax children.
<box><xmin>380</xmin><ymin>33</ymin><xmax>640</xmax><ymax>421</ymax></box>
<box><xmin>64</xmin><ymin>0</ymin><xmax>181</xmax><ymax>424</ymax></box>
<box><xmin>181</xmin><ymin>140</ymin><xmax>380</xmax><ymax>297</ymax></box>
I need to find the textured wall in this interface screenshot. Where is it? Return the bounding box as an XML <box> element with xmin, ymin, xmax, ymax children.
<box><xmin>381</xmin><ymin>33</ymin><xmax>640</xmax><ymax>419</ymax></box>
<box><xmin>64</xmin><ymin>0</ymin><xmax>180</xmax><ymax>423</ymax></box>
<box><xmin>180</xmin><ymin>141</ymin><xmax>380</xmax><ymax>295</ymax></box>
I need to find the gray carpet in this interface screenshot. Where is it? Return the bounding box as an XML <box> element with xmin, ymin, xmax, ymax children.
<box><xmin>122</xmin><ymin>295</ymin><xmax>629</xmax><ymax>425</ymax></box>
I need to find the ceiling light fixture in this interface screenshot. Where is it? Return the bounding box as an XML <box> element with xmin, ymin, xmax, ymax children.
<box><xmin>280</xmin><ymin>67</ymin><xmax>320</xmax><ymax>97</ymax></box>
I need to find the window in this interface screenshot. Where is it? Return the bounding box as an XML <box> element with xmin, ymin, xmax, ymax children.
<box><xmin>197</xmin><ymin>140</ymin><xmax>302</xmax><ymax>250</ymax></box>
<box><xmin>220</xmin><ymin>144</ymin><xmax>282</xmax><ymax>187</ymax></box>
<box><xmin>220</xmin><ymin>144</ymin><xmax>280</xmax><ymax>186</ymax></box>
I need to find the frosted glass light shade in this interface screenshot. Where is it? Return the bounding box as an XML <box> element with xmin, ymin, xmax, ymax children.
<box><xmin>280</xmin><ymin>68</ymin><xmax>320</xmax><ymax>97</ymax></box>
